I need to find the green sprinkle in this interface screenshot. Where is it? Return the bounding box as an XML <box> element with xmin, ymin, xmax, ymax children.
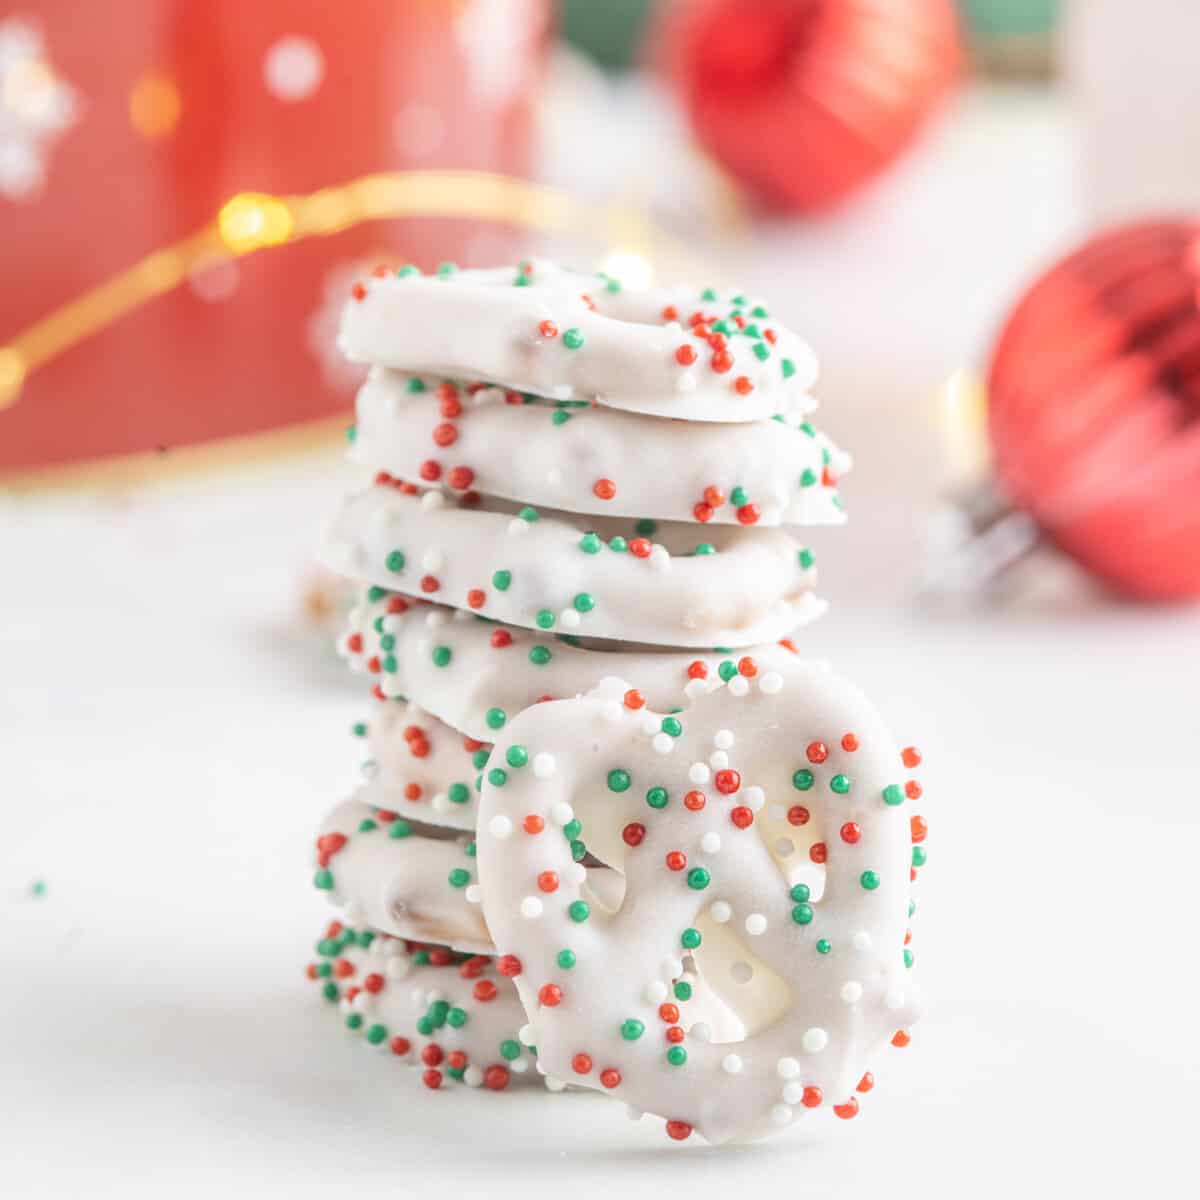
<box><xmin>912</xmin><ymin>846</ymin><xmax>928</xmax><ymax>868</ymax></box>
<box><xmin>415</xmin><ymin>1016</ymin><xmax>433</xmax><ymax>1036</ymax></box>
<box><xmin>634</xmin><ymin>518</ymin><xmax>658</xmax><ymax>536</ymax></box>
<box><xmin>752</xmin><ymin>342</ymin><xmax>770</xmax><ymax>361</ymax></box>
<box><xmin>345</xmin><ymin>424</ymin><xmax>357</xmax><ymax>443</ymax></box>
<box><xmin>666</xmin><ymin>1046</ymin><xmax>688</xmax><ymax>1066</ymax></box>
<box><xmin>367</xmin><ymin>586</ymin><xmax>387</xmax><ymax>603</ymax></box>
<box><xmin>464</xmin><ymin>840</ymin><xmax>476</xmax><ymax>858</ymax></box>
<box><xmin>792</xmin><ymin>903</ymin><xmax>814</xmax><ymax>925</ymax></box>
<box><xmin>552</xmin><ymin>410</ymin><xmax>571</xmax><ymax>426</ymax></box>
<box><xmin>681</xmin><ymin>928</ymin><xmax>701</xmax><ymax>950</ymax></box>
<box><xmin>909</xmin><ymin>900</ymin><xmax>917</xmax><ymax>917</ymax></box>
<box><xmin>448</xmin><ymin>868</ymin><xmax>471</xmax><ymax>888</ymax></box>
<box><xmin>781</xmin><ymin>358</ymin><xmax>797</xmax><ymax>379</ymax></box>
<box><xmin>730</xmin><ymin>486</ymin><xmax>748</xmax><ymax>506</ymax></box>
<box><xmin>386</xmin><ymin>550</ymin><xmax>406</xmax><ymax>573</ymax></box>
<box><xmin>798</xmin><ymin>548</ymin><xmax>815</xmax><ymax>569</ymax></box>
<box><xmin>579</xmin><ymin>532</ymin><xmax>602</xmax><ymax>554</ymax></box>
<box><xmin>486</xmin><ymin>707</ymin><xmax>507</xmax><ymax>731</ymax></box>
<box><xmin>472</xmin><ymin>749</ymin><xmax>489</xmax><ymax>770</ymax></box>
<box><xmin>505</xmin><ymin>745</ymin><xmax>528</xmax><ymax>768</ymax></box>
<box><xmin>693</xmin><ymin>543</ymin><xmax>716</xmax><ymax>556</ymax></box>
<box><xmin>518</xmin><ymin>505</ymin><xmax>540</xmax><ymax>522</ymax></box>
<box><xmin>379</xmin><ymin>634</ymin><xmax>395</xmax><ymax>651</ymax></box>
<box><xmin>492</xmin><ymin>570</ymin><xmax>512</xmax><ymax>591</ymax></box>
<box><xmin>904</xmin><ymin>949</ymin><xmax>915</xmax><ymax>969</ymax></box>
<box><xmin>447</xmin><ymin>1006</ymin><xmax>467</xmax><ymax>1028</ymax></box>
<box><xmin>406</xmin><ymin>378</ymin><xmax>426</xmax><ymax>393</ymax></box>
<box><xmin>646</xmin><ymin>786</ymin><xmax>669</xmax><ymax>809</ymax></box>
<box><xmin>883</xmin><ymin>784</ymin><xmax>904</xmax><ymax>806</ymax></box>
<box><xmin>751</xmin><ymin>305</ymin><xmax>768</xmax><ymax>318</ymax></box>
<box><xmin>366</xmin><ymin>1023</ymin><xmax>387</xmax><ymax>1044</ymax></box>
<box><xmin>607</xmin><ymin>769</ymin><xmax>631</xmax><ymax>793</ymax></box>
<box><xmin>860</xmin><ymin>870</ymin><xmax>881</xmax><ymax>890</ymax></box>
<box><xmin>488</xmin><ymin>767</ymin><xmax>508</xmax><ymax>787</ymax></box>
<box><xmin>800</xmin><ymin>421</ymin><xmax>816</xmax><ymax>437</ymax></box>
<box><xmin>346</xmin><ymin>1013</ymin><xmax>364</xmax><ymax>1031</ymax></box>
<box><xmin>800</xmin><ymin>469</ymin><xmax>817</xmax><ymax>488</ymax></box>
<box><xmin>830</xmin><ymin>774</ymin><xmax>851</xmax><ymax>795</ymax></box>
<box><xmin>661</xmin><ymin>717</ymin><xmax>682</xmax><ymax>737</ymax></box>
<box><xmin>605</xmin><ymin>277</ymin><xmax>622</xmax><ymax>293</ymax></box>
<box><xmin>674</xmin><ymin>980</ymin><xmax>692</xmax><ymax>1001</ymax></box>
<box><xmin>529</xmin><ymin>645</ymin><xmax>552</xmax><ymax>666</ymax></box>
<box><xmin>500</xmin><ymin>1039</ymin><xmax>521</xmax><ymax>1060</ymax></box>
<box><xmin>790</xmin><ymin>883</ymin><xmax>811</xmax><ymax>902</ymax></box>
<box><xmin>563</xmin><ymin>819</ymin><xmax>583</xmax><ymax>840</ymax></box>
<box><xmin>562</xmin><ymin>328</ymin><xmax>585</xmax><ymax>349</ymax></box>
<box><xmin>447</xmin><ymin>783</ymin><xmax>470</xmax><ymax>805</ymax></box>
<box><xmin>556</xmin><ymin>949</ymin><xmax>577</xmax><ymax>969</ymax></box>
<box><xmin>700</xmin><ymin>287</ymin><xmax>717</xmax><ymax>301</ymax></box>
<box><xmin>687</xmin><ymin>867</ymin><xmax>710</xmax><ymax>890</ymax></box>
<box><xmin>608</xmin><ymin>536</ymin><xmax>627</xmax><ymax>553</ymax></box>
<box><xmin>397</xmin><ymin>264</ymin><xmax>420</xmax><ymax>278</ymax></box>
<box><xmin>816</xmin><ymin>938</ymin><xmax>832</xmax><ymax>955</ymax></box>
<box><xmin>315</xmin><ymin>962</ymin><xmax>332</xmax><ymax>978</ymax></box>
<box><xmin>357</xmin><ymin>818</ymin><xmax>378</xmax><ymax>833</ymax></box>
<box><xmin>620</xmin><ymin>1019</ymin><xmax>645</xmax><ymax>1041</ymax></box>
<box><xmin>322</xmin><ymin>981</ymin><xmax>339</xmax><ymax>1001</ymax></box>
<box><xmin>792</xmin><ymin>769</ymin><xmax>814</xmax><ymax>791</ymax></box>
<box><xmin>313</xmin><ymin>869</ymin><xmax>334</xmax><ymax>890</ymax></box>
<box><xmin>436</xmin><ymin>261</ymin><xmax>458</xmax><ymax>277</ymax></box>
<box><xmin>568</xmin><ymin>900</ymin><xmax>590</xmax><ymax>923</ymax></box>
<box><xmin>352</xmin><ymin>722</ymin><xmax>367</xmax><ymax>738</ymax></box>
<box><xmin>717</xmin><ymin>660</ymin><xmax>738</xmax><ymax>682</ymax></box>
<box><xmin>381</xmin><ymin>654</ymin><xmax>397</xmax><ymax>674</ymax></box>
<box><xmin>535</xmin><ymin>609</ymin><xmax>555</xmax><ymax>630</ymax></box>
<box><xmin>432</xmin><ymin>645</ymin><xmax>452</xmax><ymax>668</ymax></box>
<box><xmin>570</xmin><ymin>839</ymin><xmax>587</xmax><ymax>862</ymax></box>
<box><xmin>573</xmin><ymin>592</ymin><xmax>595</xmax><ymax>613</ymax></box>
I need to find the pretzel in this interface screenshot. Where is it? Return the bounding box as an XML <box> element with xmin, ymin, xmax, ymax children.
<box><xmin>338</xmin><ymin>261</ymin><xmax>819</xmax><ymax>423</ymax></box>
<box><xmin>476</xmin><ymin>666</ymin><xmax>927</xmax><ymax>1143</ymax></box>
<box><xmin>349</xmin><ymin>369</ymin><xmax>848</xmax><ymax>527</ymax></box>
<box><xmin>321</xmin><ymin>483</ymin><xmax>822</xmax><ymax>649</ymax></box>
<box><xmin>306</xmin><ymin>922</ymin><xmax>538</xmax><ymax>1090</ymax></box>
<box><xmin>341</xmin><ymin>594</ymin><xmax>809</xmax><ymax>743</ymax></box>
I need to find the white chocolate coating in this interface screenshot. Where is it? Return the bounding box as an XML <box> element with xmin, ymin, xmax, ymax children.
<box><xmin>339</xmin><ymin>263</ymin><xmax>819</xmax><ymax>423</ymax></box>
<box><xmin>356</xmin><ymin>702</ymin><xmax>488</xmax><ymax>833</ymax></box>
<box><xmin>306</xmin><ymin>923</ymin><xmax>539</xmax><ymax>1088</ymax></box>
<box><xmin>320</xmin><ymin>484</ymin><xmax>823</xmax><ymax>649</ymax></box>
<box><xmin>476</xmin><ymin>665</ymin><xmax>924</xmax><ymax>1144</ymax></box>
<box><xmin>315</xmin><ymin>798</ymin><xmax>492</xmax><ymax>953</ymax></box>
<box><xmin>350</xmin><ymin>369</ymin><xmax>849</xmax><ymax>527</ymax></box>
<box><xmin>342</xmin><ymin>594</ymin><xmax>812</xmax><ymax>743</ymax></box>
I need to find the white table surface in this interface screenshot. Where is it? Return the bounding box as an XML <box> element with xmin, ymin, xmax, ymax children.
<box><xmin>3</xmin><ymin>86</ymin><xmax>1195</xmax><ymax>1198</ymax></box>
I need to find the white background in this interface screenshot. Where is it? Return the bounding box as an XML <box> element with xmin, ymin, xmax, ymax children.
<box><xmin>3</xmin><ymin>84</ymin><xmax>1197</xmax><ymax>1196</ymax></box>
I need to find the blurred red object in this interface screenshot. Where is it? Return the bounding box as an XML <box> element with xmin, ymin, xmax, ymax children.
<box><xmin>654</xmin><ymin>0</ymin><xmax>960</xmax><ymax>213</ymax></box>
<box><xmin>0</xmin><ymin>0</ymin><xmax>549</xmax><ymax>477</ymax></box>
<box><xmin>988</xmin><ymin>219</ymin><xmax>1200</xmax><ymax>601</ymax></box>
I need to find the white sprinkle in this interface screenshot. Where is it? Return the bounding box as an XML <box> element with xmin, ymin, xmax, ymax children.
<box><xmin>782</xmin><ymin>1081</ymin><xmax>805</xmax><ymax>1105</ymax></box>
<box><xmin>801</xmin><ymin>1027</ymin><xmax>828</xmax><ymax>1054</ymax></box>
<box><xmin>550</xmin><ymin>801</ymin><xmax>574</xmax><ymax>826</ymax></box>
<box><xmin>683</xmin><ymin>678</ymin><xmax>708</xmax><ymax>699</ymax></box>
<box><xmin>710</xmin><ymin>900</ymin><xmax>732</xmax><ymax>923</ymax></box>
<box><xmin>263</xmin><ymin>35</ymin><xmax>325</xmax><ymax>101</ymax></box>
<box><xmin>690</xmin><ymin>1022</ymin><xmax>713</xmax><ymax>1043</ymax></box>
<box><xmin>768</xmin><ymin>803</ymin><xmax>786</xmax><ymax>821</ymax></box>
<box><xmin>644</xmin><ymin>980</ymin><xmax>668</xmax><ymax>1005</ymax></box>
<box><xmin>714</xmin><ymin>729</ymin><xmax>735</xmax><ymax>750</ymax></box>
<box><xmin>422</xmin><ymin>549</ymin><xmax>444</xmax><ymax>572</ymax></box>
<box><xmin>544</xmin><ymin>1076</ymin><xmax>566</xmax><ymax>1093</ymax></box>
<box><xmin>728</xmin><ymin>676</ymin><xmax>750</xmax><ymax>697</ymax></box>
<box><xmin>488</xmin><ymin>815</ymin><xmax>513</xmax><ymax>839</ymax></box>
<box><xmin>465</xmin><ymin>884</ymin><xmax>482</xmax><ymax>905</ymax></box>
<box><xmin>532</xmin><ymin>753</ymin><xmax>556</xmax><ymax>778</ymax></box>
<box><xmin>519</xmin><ymin>896</ymin><xmax>543</xmax><ymax>919</ymax></box>
<box><xmin>676</xmin><ymin>371</ymin><xmax>697</xmax><ymax>393</ymax></box>
<box><xmin>551</xmin><ymin>384</ymin><xmax>573</xmax><ymax>400</ymax></box>
<box><xmin>511</xmin><ymin>1059</ymin><xmax>529</xmax><ymax>1074</ymax></box>
<box><xmin>559</xmin><ymin>608</ymin><xmax>581</xmax><ymax>629</ymax></box>
<box><xmin>721</xmin><ymin>1053</ymin><xmax>743</xmax><ymax>1075</ymax></box>
<box><xmin>432</xmin><ymin>792</ymin><xmax>449</xmax><ymax>812</ymax></box>
<box><xmin>625</xmin><ymin>1105</ymin><xmax>644</xmax><ymax>1121</ymax></box>
<box><xmin>649</xmin><ymin>544</ymin><xmax>670</xmax><ymax>571</ymax></box>
<box><xmin>518</xmin><ymin>1024</ymin><xmax>535</xmax><ymax>1045</ymax></box>
<box><xmin>385</xmin><ymin>956</ymin><xmax>412</xmax><ymax>980</ymax></box>
<box><xmin>759</xmin><ymin>672</ymin><xmax>784</xmax><ymax>695</ymax></box>
<box><xmin>602</xmin><ymin>701</ymin><xmax>623</xmax><ymax>723</ymax></box>
<box><xmin>420</xmin><ymin>490</ymin><xmax>445</xmax><ymax>510</ymax></box>
<box><xmin>452</xmin><ymin>607</ymin><xmax>471</xmax><ymax>623</ymax></box>
<box><xmin>700</xmin><ymin>832</ymin><xmax>721</xmax><ymax>854</ymax></box>
<box><xmin>840</xmin><ymin>981</ymin><xmax>863</xmax><ymax>1004</ymax></box>
<box><xmin>709</xmin><ymin>749</ymin><xmax>729</xmax><ymax>770</ymax></box>
<box><xmin>853</xmin><ymin>931</ymin><xmax>873</xmax><ymax>952</ymax></box>
<box><xmin>775</xmin><ymin>837</ymin><xmax>795</xmax><ymax>857</ymax></box>
<box><xmin>742</xmin><ymin>785</ymin><xmax>765</xmax><ymax>812</ymax></box>
<box><xmin>463</xmin><ymin>1065</ymin><xmax>483</xmax><ymax>1087</ymax></box>
<box><xmin>652</xmin><ymin>732</ymin><xmax>674</xmax><ymax>755</ymax></box>
<box><xmin>662</xmin><ymin>956</ymin><xmax>684</xmax><ymax>980</ymax></box>
<box><xmin>688</xmin><ymin>762</ymin><xmax>711</xmax><ymax>785</ymax></box>
<box><xmin>566</xmin><ymin>862</ymin><xmax>587</xmax><ymax>885</ymax></box>
<box><xmin>351</xmin><ymin>990</ymin><xmax>371</xmax><ymax>1013</ymax></box>
<box><xmin>776</xmin><ymin>1056</ymin><xmax>801</xmax><ymax>1079</ymax></box>
<box><xmin>343</xmin><ymin>901</ymin><xmax>365</xmax><ymax>927</ymax></box>
<box><xmin>638</xmin><ymin>713</ymin><xmax>660</xmax><ymax>737</ymax></box>
<box><xmin>770</xmin><ymin>1104</ymin><xmax>793</xmax><ymax>1127</ymax></box>
<box><xmin>508</xmin><ymin>518</ymin><xmax>530</xmax><ymax>536</ymax></box>
<box><xmin>745</xmin><ymin>913</ymin><xmax>767</xmax><ymax>936</ymax></box>
<box><xmin>885</xmin><ymin>988</ymin><xmax>906</xmax><ymax>1011</ymax></box>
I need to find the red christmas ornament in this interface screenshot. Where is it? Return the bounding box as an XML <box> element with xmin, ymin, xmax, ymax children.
<box><xmin>987</xmin><ymin>219</ymin><xmax>1200</xmax><ymax>601</ymax></box>
<box><xmin>654</xmin><ymin>0</ymin><xmax>960</xmax><ymax>212</ymax></box>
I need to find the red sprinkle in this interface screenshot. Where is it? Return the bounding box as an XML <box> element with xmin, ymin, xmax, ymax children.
<box><xmin>714</xmin><ymin>769</ymin><xmax>741</xmax><ymax>795</ymax></box>
<box><xmin>675</xmin><ymin>344</ymin><xmax>697</xmax><ymax>366</ymax></box>
<box><xmin>346</xmin><ymin>633</ymin><xmax>363</xmax><ymax>654</ymax></box>
<box><xmin>840</xmin><ymin>822</ymin><xmax>861</xmax><ymax>844</ymax></box>
<box><xmin>665</xmin><ymin>1026</ymin><xmax>685</xmax><ymax>1044</ymax></box>
<box><xmin>629</xmin><ymin>537</ymin><xmax>652</xmax><ymax>559</ymax></box>
<box><xmin>622</xmin><ymin>822</ymin><xmax>646</xmax><ymax>847</ymax></box>
<box><xmin>390</xmin><ymin>1036</ymin><xmax>411</xmax><ymax>1056</ymax></box>
<box><xmin>661</xmin><ymin>305</ymin><xmax>679</xmax><ymax>322</ymax></box>
<box><xmin>432</xmin><ymin>423</ymin><xmax>458</xmax><ymax>448</ymax></box>
<box><xmin>733</xmin><ymin>375</ymin><xmax>754</xmax><ymax>395</ymax></box>
<box><xmin>665</xmin><ymin>850</ymin><xmax>687</xmax><ymax>871</ymax></box>
<box><xmin>483</xmin><ymin>1065</ymin><xmax>510</xmax><ymax>1091</ymax></box>
<box><xmin>834</xmin><ymin>1097</ymin><xmax>860</xmax><ymax>1120</ymax></box>
<box><xmin>806</xmin><ymin>741</ymin><xmax>829</xmax><ymax>764</ymax></box>
<box><xmin>666</xmin><ymin>1120</ymin><xmax>692</xmax><ymax>1141</ymax></box>
<box><xmin>571</xmin><ymin>1053</ymin><xmax>593</xmax><ymax>1075</ymax></box>
<box><xmin>538</xmin><ymin>319</ymin><xmax>558</xmax><ymax>338</ymax></box>
<box><xmin>523</xmin><ymin>814</ymin><xmax>545</xmax><ymax>835</ymax></box>
<box><xmin>351</xmin><ymin>282</ymin><xmax>367</xmax><ymax>301</ymax></box>
<box><xmin>810</xmin><ymin>842</ymin><xmax>827</xmax><ymax>864</ymax></box>
<box><xmin>711</xmin><ymin>349</ymin><xmax>733</xmax><ymax>373</ymax></box>
<box><xmin>403</xmin><ymin>784</ymin><xmax>421</xmax><ymax>801</ymax></box>
<box><xmin>419</xmin><ymin>459</ymin><xmax>441</xmax><ymax>481</ymax></box>
<box><xmin>658</xmin><ymin>1003</ymin><xmax>680</xmax><ymax>1023</ymax></box>
<box><xmin>892</xmin><ymin>1029</ymin><xmax>911</xmax><ymax>1047</ymax></box>
<box><xmin>736</xmin><ymin>503</ymin><xmax>760</xmax><ymax>525</ymax></box>
<box><xmin>447</xmin><ymin>466</ymin><xmax>475</xmax><ymax>490</ymax></box>
<box><xmin>902</xmin><ymin>746</ymin><xmax>923</xmax><ymax>768</ymax></box>
<box><xmin>600</xmin><ymin>1068</ymin><xmax>622</xmax><ymax>1089</ymax></box>
<box><xmin>421</xmin><ymin>1044</ymin><xmax>443</xmax><ymax>1067</ymax></box>
<box><xmin>730</xmin><ymin>805</ymin><xmax>753</xmax><ymax>829</ymax></box>
<box><xmin>911</xmin><ymin>815</ymin><xmax>928</xmax><ymax>843</ymax></box>
<box><xmin>473</xmin><ymin>980</ymin><xmax>498</xmax><ymax>1003</ymax></box>
<box><xmin>841</xmin><ymin>733</ymin><xmax>859</xmax><ymax>752</ymax></box>
<box><xmin>538</xmin><ymin>984</ymin><xmax>562</xmax><ymax>1007</ymax></box>
<box><xmin>905</xmin><ymin>780</ymin><xmax>923</xmax><ymax>800</ymax></box>
<box><xmin>537</xmin><ymin>871</ymin><xmax>560</xmax><ymax>893</ymax></box>
<box><xmin>693</xmin><ymin>502</ymin><xmax>714</xmax><ymax>523</ymax></box>
<box><xmin>684</xmin><ymin>790</ymin><xmax>706</xmax><ymax>812</ymax></box>
<box><xmin>497</xmin><ymin>954</ymin><xmax>522</xmax><ymax>977</ymax></box>
<box><xmin>737</xmin><ymin>656</ymin><xmax>757</xmax><ymax>677</ymax></box>
<box><xmin>802</xmin><ymin>1086</ymin><xmax>823</xmax><ymax>1108</ymax></box>
<box><xmin>687</xmin><ymin>660</ymin><xmax>708</xmax><ymax>679</ymax></box>
<box><xmin>363</xmin><ymin>973</ymin><xmax>384</xmax><ymax>994</ymax></box>
<box><xmin>466</xmin><ymin>588</ymin><xmax>486</xmax><ymax>610</ymax></box>
<box><xmin>624</xmin><ymin>688</ymin><xmax>645</xmax><ymax>709</ymax></box>
<box><xmin>593</xmin><ymin>478</ymin><xmax>617</xmax><ymax>500</ymax></box>
<box><xmin>419</xmin><ymin>575</ymin><xmax>440</xmax><ymax>593</ymax></box>
<box><xmin>422</xmin><ymin>1069</ymin><xmax>442</xmax><ymax>1089</ymax></box>
<box><xmin>490</xmin><ymin>630</ymin><xmax>512</xmax><ymax>649</ymax></box>
<box><xmin>704</xmin><ymin>486</ymin><xmax>726</xmax><ymax>508</ymax></box>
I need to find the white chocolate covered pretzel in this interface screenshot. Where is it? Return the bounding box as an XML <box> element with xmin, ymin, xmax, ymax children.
<box><xmin>349</xmin><ymin>369</ymin><xmax>848</xmax><ymax>527</ymax></box>
<box><xmin>306</xmin><ymin>922</ymin><xmax>539</xmax><ymax>1090</ymax></box>
<box><xmin>476</xmin><ymin>664</ymin><xmax>927</xmax><ymax>1144</ymax></box>
<box><xmin>342</xmin><ymin>593</ymin><xmax>811</xmax><ymax>743</ymax></box>
<box><xmin>339</xmin><ymin>262</ymin><xmax>819</xmax><ymax>423</ymax></box>
<box><xmin>320</xmin><ymin>483</ymin><xmax>823</xmax><ymax>649</ymax></box>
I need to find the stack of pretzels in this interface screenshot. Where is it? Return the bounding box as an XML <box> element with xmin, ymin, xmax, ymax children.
<box><xmin>306</xmin><ymin>261</ymin><xmax>928</xmax><ymax>1143</ymax></box>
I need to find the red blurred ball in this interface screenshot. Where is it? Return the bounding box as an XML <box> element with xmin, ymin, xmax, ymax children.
<box><xmin>988</xmin><ymin>219</ymin><xmax>1200</xmax><ymax>601</ymax></box>
<box><xmin>655</xmin><ymin>0</ymin><xmax>960</xmax><ymax>212</ymax></box>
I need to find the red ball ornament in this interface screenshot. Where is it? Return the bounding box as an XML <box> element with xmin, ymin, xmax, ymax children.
<box><xmin>654</xmin><ymin>0</ymin><xmax>960</xmax><ymax>212</ymax></box>
<box><xmin>987</xmin><ymin>219</ymin><xmax>1200</xmax><ymax>600</ymax></box>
